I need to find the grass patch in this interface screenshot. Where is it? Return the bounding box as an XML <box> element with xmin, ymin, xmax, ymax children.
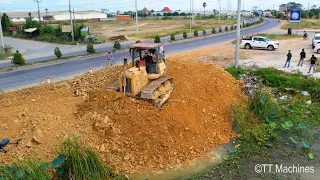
<box><xmin>225</xmin><ymin>67</ymin><xmax>246</xmax><ymax>79</ymax></box>
<box><xmin>0</xmin><ymin>138</ymin><xmax>127</xmax><ymax>180</ymax></box>
<box><xmin>129</xmin><ymin>19</ymin><xmax>236</xmax><ymax>39</ymax></box>
<box><xmin>281</xmin><ymin>19</ymin><xmax>320</xmax><ymax>30</ymax></box>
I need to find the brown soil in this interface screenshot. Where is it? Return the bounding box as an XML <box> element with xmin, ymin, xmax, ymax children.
<box><xmin>0</xmin><ymin>49</ymin><xmax>245</xmax><ymax>174</ymax></box>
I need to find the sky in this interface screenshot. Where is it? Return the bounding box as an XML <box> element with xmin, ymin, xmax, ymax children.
<box><xmin>0</xmin><ymin>0</ymin><xmax>319</xmax><ymax>13</ymax></box>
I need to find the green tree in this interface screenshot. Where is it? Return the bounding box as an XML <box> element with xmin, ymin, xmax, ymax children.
<box><xmin>173</xmin><ymin>12</ymin><xmax>179</xmax><ymax>16</ymax></box>
<box><xmin>40</xmin><ymin>24</ymin><xmax>55</xmax><ymax>36</ymax></box>
<box><xmin>219</xmin><ymin>27</ymin><xmax>222</xmax><ymax>33</ymax></box>
<box><xmin>202</xmin><ymin>30</ymin><xmax>206</xmax><ymax>36</ymax></box>
<box><xmin>170</xmin><ymin>34</ymin><xmax>175</xmax><ymax>41</ymax></box>
<box><xmin>212</xmin><ymin>28</ymin><xmax>216</xmax><ymax>33</ymax></box>
<box><xmin>203</xmin><ymin>2</ymin><xmax>207</xmax><ymax>15</ymax></box>
<box><xmin>154</xmin><ymin>35</ymin><xmax>161</xmax><ymax>43</ymax></box>
<box><xmin>183</xmin><ymin>32</ymin><xmax>188</xmax><ymax>38</ymax></box>
<box><xmin>225</xmin><ymin>26</ymin><xmax>229</xmax><ymax>31</ymax></box>
<box><xmin>194</xmin><ymin>30</ymin><xmax>198</xmax><ymax>37</ymax></box>
<box><xmin>54</xmin><ymin>47</ymin><xmax>62</xmax><ymax>58</ymax></box>
<box><xmin>86</xmin><ymin>44</ymin><xmax>95</xmax><ymax>53</ymax></box>
<box><xmin>309</xmin><ymin>11</ymin><xmax>314</xmax><ymax>18</ymax></box>
<box><xmin>114</xmin><ymin>41</ymin><xmax>121</xmax><ymax>49</ymax></box>
<box><xmin>180</xmin><ymin>12</ymin><xmax>186</xmax><ymax>16</ymax></box>
<box><xmin>12</xmin><ymin>51</ymin><xmax>25</xmax><ymax>65</ymax></box>
<box><xmin>1</xmin><ymin>13</ymin><xmax>11</xmax><ymax>32</ymax></box>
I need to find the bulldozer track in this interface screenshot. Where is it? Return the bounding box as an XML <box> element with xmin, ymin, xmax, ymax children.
<box><xmin>140</xmin><ymin>76</ymin><xmax>173</xmax><ymax>100</ymax></box>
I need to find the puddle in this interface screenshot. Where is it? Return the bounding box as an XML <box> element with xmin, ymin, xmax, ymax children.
<box><xmin>128</xmin><ymin>140</ymin><xmax>234</xmax><ymax>180</ymax></box>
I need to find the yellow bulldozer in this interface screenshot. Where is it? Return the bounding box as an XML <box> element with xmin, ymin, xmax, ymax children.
<box><xmin>109</xmin><ymin>43</ymin><xmax>173</xmax><ymax>109</ymax></box>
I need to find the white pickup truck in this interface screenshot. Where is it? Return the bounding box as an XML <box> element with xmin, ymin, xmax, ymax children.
<box><xmin>241</xmin><ymin>36</ymin><xmax>280</xmax><ymax>51</ymax></box>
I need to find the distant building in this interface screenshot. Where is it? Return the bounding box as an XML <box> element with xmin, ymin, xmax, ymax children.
<box><xmin>162</xmin><ymin>7</ymin><xmax>172</xmax><ymax>13</ymax></box>
<box><xmin>142</xmin><ymin>7</ymin><xmax>150</xmax><ymax>13</ymax></box>
<box><xmin>101</xmin><ymin>9</ymin><xmax>109</xmax><ymax>14</ymax></box>
<box><xmin>4</xmin><ymin>10</ymin><xmax>108</xmax><ymax>23</ymax></box>
<box><xmin>311</xmin><ymin>5</ymin><xmax>317</xmax><ymax>10</ymax></box>
<box><xmin>279</xmin><ymin>2</ymin><xmax>303</xmax><ymax>12</ymax></box>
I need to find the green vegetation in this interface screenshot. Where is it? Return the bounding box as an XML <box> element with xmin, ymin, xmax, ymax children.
<box><xmin>194</xmin><ymin>30</ymin><xmax>198</xmax><ymax>37</ymax></box>
<box><xmin>225</xmin><ymin>67</ymin><xmax>245</xmax><ymax>79</ymax></box>
<box><xmin>0</xmin><ymin>45</ymin><xmax>13</xmax><ymax>60</ymax></box>
<box><xmin>225</xmin><ymin>26</ymin><xmax>229</xmax><ymax>32</ymax></box>
<box><xmin>170</xmin><ymin>34</ymin><xmax>176</xmax><ymax>41</ymax></box>
<box><xmin>185</xmin><ymin>67</ymin><xmax>320</xmax><ymax>179</ymax></box>
<box><xmin>219</xmin><ymin>27</ymin><xmax>222</xmax><ymax>33</ymax></box>
<box><xmin>54</xmin><ymin>47</ymin><xmax>62</xmax><ymax>58</ymax></box>
<box><xmin>86</xmin><ymin>44</ymin><xmax>96</xmax><ymax>53</ymax></box>
<box><xmin>202</xmin><ymin>30</ymin><xmax>206</xmax><ymax>36</ymax></box>
<box><xmin>0</xmin><ymin>138</ymin><xmax>126</xmax><ymax>180</ymax></box>
<box><xmin>183</xmin><ymin>32</ymin><xmax>188</xmax><ymax>39</ymax></box>
<box><xmin>212</xmin><ymin>28</ymin><xmax>216</xmax><ymax>34</ymax></box>
<box><xmin>114</xmin><ymin>41</ymin><xmax>121</xmax><ymax>50</ymax></box>
<box><xmin>154</xmin><ymin>35</ymin><xmax>161</xmax><ymax>43</ymax></box>
<box><xmin>136</xmin><ymin>40</ymin><xmax>142</xmax><ymax>43</ymax></box>
<box><xmin>281</xmin><ymin>19</ymin><xmax>320</xmax><ymax>30</ymax></box>
<box><xmin>12</xmin><ymin>51</ymin><xmax>25</xmax><ymax>65</ymax></box>
<box><xmin>1</xmin><ymin>13</ymin><xmax>11</xmax><ymax>32</ymax></box>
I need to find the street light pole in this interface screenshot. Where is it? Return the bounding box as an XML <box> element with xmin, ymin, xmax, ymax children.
<box><xmin>135</xmin><ymin>0</ymin><xmax>138</xmax><ymax>34</ymax></box>
<box><xmin>34</xmin><ymin>0</ymin><xmax>42</xmax><ymax>23</ymax></box>
<box><xmin>218</xmin><ymin>0</ymin><xmax>221</xmax><ymax>20</ymax></box>
<box><xmin>0</xmin><ymin>13</ymin><xmax>5</xmax><ymax>48</ymax></box>
<box><xmin>69</xmin><ymin>0</ymin><xmax>75</xmax><ymax>42</ymax></box>
<box><xmin>234</xmin><ymin>0</ymin><xmax>241</xmax><ymax>68</ymax></box>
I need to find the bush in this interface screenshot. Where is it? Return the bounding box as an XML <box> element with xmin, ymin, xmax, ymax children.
<box><xmin>136</xmin><ymin>40</ymin><xmax>141</xmax><ymax>43</ymax></box>
<box><xmin>225</xmin><ymin>67</ymin><xmax>246</xmax><ymax>79</ymax></box>
<box><xmin>113</xmin><ymin>41</ymin><xmax>121</xmax><ymax>50</ymax></box>
<box><xmin>219</xmin><ymin>27</ymin><xmax>222</xmax><ymax>33</ymax></box>
<box><xmin>203</xmin><ymin>30</ymin><xmax>206</xmax><ymax>36</ymax></box>
<box><xmin>212</xmin><ymin>28</ymin><xmax>216</xmax><ymax>34</ymax></box>
<box><xmin>170</xmin><ymin>34</ymin><xmax>175</xmax><ymax>41</ymax></box>
<box><xmin>86</xmin><ymin>44</ymin><xmax>96</xmax><ymax>53</ymax></box>
<box><xmin>194</xmin><ymin>30</ymin><xmax>198</xmax><ymax>37</ymax></box>
<box><xmin>54</xmin><ymin>47</ymin><xmax>62</xmax><ymax>58</ymax></box>
<box><xmin>230</xmin><ymin>25</ymin><xmax>234</xmax><ymax>30</ymax></box>
<box><xmin>183</xmin><ymin>32</ymin><xmax>188</xmax><ymax>39</ymax></box>
<box><xmin>225</xmin><ymin>26</ymin><xmax>229</xmax><ymax>32</ymax></box>
<box><xmin>12</xmin><ymin>52</ymin><xmax>25</xmax><ymax>65</ymax></box>
<box><xmin>154</xmin><ymin>35</ymin><xmax>161</xmax><ymax>43</ymax></box>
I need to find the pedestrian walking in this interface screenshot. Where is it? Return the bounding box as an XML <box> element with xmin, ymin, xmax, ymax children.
<box><xmin>308</xmin><ymin>54</ymin><xmax>317</xmax><ymax>73</ymax></box>
<box><xmin>297</xmin><ymin>49</ymin><xmax>306</xmax><ymax>66</ymax></box>
<box><xmin>283</xmin><ymin>50</ymin><xmax>292</xmax><ymax>68</ymax></box>
<box><xmin>107</xmin><ymin>51</ymin><xmax>113</xmax><ymax>66</ymax></box>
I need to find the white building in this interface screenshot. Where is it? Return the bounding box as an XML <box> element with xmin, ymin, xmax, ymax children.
<box><xmin>3</xmin><ymin>10</ymin><xmax>107</xmax><ymax>23</ymax></box>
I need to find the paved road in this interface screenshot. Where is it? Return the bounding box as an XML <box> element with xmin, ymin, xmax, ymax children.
<box><xmin>0</xmin><ymin>18</ymin><xmax>258</xmax><ymax>68</ymax></box>
<box><xmin>0</xmin><ymin>19</ymin><xmax>279</xmax><ymax>91</ymax></box>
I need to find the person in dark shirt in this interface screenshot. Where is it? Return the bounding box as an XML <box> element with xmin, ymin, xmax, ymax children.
<box><xmin>283</xmin><ymin>50</ymin><xmax>292</xmax><ymax>68</ymax></box>
<box><xmin>297</xmin><ymin>49</ymin><xmax>306</xmax><ymax>66</ymax></box>
<box><xmin>308</xmin><ymin>54</ymin><xmax>317</xmax><ymax>73</ymax></box>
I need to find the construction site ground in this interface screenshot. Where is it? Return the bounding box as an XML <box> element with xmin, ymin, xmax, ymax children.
<box><xmin>1</xmin><ymin>34</ymin><xmax>317</xmax><ymax>176</ymax></box>
<box><xmin>0</xmin><ymin>44</ymin><xmax>245</xmax><ymax>174</ymax></box>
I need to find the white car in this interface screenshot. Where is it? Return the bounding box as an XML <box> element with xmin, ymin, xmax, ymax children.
<box><xmin>312</xmin><ymin>33</ymin><xmax>320</xmax><ymax>48</ymax></box>
<box><xmin>314</xmin><ymin>44</ymin><xmax>320</xmax><ymax>54</ymax></box>
<box><xmin>241</xmin><ymin>36</ymin><xmax>280</xmax><ymax>51</ymax></box>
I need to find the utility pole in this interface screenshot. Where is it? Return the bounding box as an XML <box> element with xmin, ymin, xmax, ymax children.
<box><xmin>0</xmin><ymin>13</ymin><xmax>5</xmax><ymax>48</ymax></box>
<box><xmin>234</xmin><ymin>0</ymin><xmax>241</xmax><ymax>68</ymax></box>
<box><xmin>218</xmin><ymin>0</ymin><xmax>221</xmax><ymax>20</ymax></box>
<box><xmin>272</xmin><ymin>4</ymin><xmax>274</xmax><ymax>16</ymax></box>
<box><xmin>73</xmin><ymin>9</ymin><xmax>76</xmax><ymax>40</ymax></box>
<box><xmin>192</xmin><ymin>0</ymin><xmax>194</xmax><ymax>25</ymax></box>
<box><xmin>69</xmin><ymin>0</ymin><xmax>74</xmax><ymax>41</ymax></box>
<box><xmin>34</xmin><ymin>0</ymin><xmax>42</xmax><ymax>23</ymax></box>
<box><xmin>190</xmin><ymin>0</ymin><xmax>192</xmax><ymax>34</ymax></box>
<box><xmin>135</xmin><ymin>0</ymin><xmax>138</xmax><ymax>34</ymax></box>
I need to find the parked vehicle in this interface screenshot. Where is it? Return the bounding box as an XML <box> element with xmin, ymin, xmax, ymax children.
<box><xmin>312</xmin><ymin>32</ymin><xmax>320</xmax><ymax>48</ymax></box>
<box><xmin>314</xmin><ymin>44</ymin><xmax>320</xmax><ymax>54</ymax></box>
<box><xmin>240</xmin><ymin>36</ymin><xmax>280</xmax><ymax>51</ymax></box>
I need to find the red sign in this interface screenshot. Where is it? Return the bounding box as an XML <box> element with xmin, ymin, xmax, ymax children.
<box><xmin>9</xmin><ymin>27</ymin><xmax>17</xmax><ymax>31</ymax></box>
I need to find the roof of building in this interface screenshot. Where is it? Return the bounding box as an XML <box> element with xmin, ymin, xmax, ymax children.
<box><xmin>162</xmin><ymin>7</ymin><xmax>171</xmax><ymax>12</ymax></box>
<box><xmin>142</xmin><ymin>7</ymin><xmax>150</xmax><ymax>13</ymax></box>
<box><xmin>2</xmin><ymin>10</ymin><xmax>106</xmax><ymax>18</ymax></box>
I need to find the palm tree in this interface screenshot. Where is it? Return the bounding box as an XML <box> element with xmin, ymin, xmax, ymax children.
<box><xmin>203</xmin><ymin>2</ymin><xmax>207</xmax><ymax>15</ymax></box>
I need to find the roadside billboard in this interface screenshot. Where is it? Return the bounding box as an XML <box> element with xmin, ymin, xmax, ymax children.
<box><xmin>289</xmin><ymin>8</ymin><xmax>301</xmax><ymax>23</ymax></box>
<box><xmin>61</xmin><ymin>25</ymin><xmax>72</xmax><ymax>33</ymax></box>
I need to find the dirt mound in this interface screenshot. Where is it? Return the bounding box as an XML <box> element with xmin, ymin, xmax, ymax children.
<box><xmin>0</xmin><ymin>51</ymin><xmax>245</xmax><ymax>174</ymax></box>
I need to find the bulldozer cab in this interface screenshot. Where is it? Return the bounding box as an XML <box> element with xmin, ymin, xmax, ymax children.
<box><xmin>129</xmin><ymin>43</ymin><xmax>166</xmax><ymax>74</ymax></box>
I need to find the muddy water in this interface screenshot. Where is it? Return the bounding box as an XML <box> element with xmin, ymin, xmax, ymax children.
<box><xmin>129</xmin><ymin>141</ymin><xmax>234</xmax><ymax>180</ymax></box>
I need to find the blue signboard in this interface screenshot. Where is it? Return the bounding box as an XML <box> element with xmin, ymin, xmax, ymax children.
<box><xmin>290</xmin><ymin>8</ymin><xmax>301</xmax><ymax>23</ymax></box>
